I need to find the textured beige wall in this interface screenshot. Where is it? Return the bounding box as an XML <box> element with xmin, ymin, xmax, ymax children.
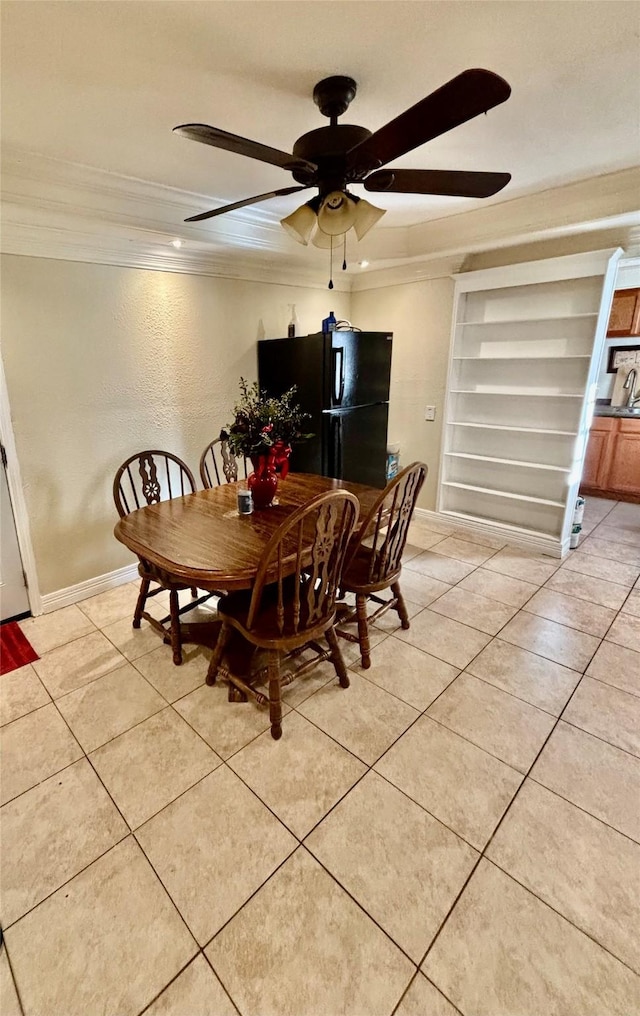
<box><xmin>1</xmin><ymin>256</ymin><xmax>349</xmax><ymax>594</ymax></box>
<box><xmin>351</xmin><ymin>277</ymin><xmax>455</xmax><ymax>509</ymax></box>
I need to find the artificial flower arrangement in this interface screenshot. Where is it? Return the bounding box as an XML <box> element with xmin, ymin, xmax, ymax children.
<box><xmin>224</xmin><ymin>377</ymin><xmax>313</xmax><ymax>481</ymax></box>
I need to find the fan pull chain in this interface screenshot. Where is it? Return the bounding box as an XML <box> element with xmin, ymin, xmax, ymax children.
<box><xmin>342</xmin><ymin>233</ymin><xmax>347</xmax><ymax>271</ymax></box>
<box><xmin>328</xmin><ymin>236</ymin><xmax>334</xmax><ymax>289</ymax></box>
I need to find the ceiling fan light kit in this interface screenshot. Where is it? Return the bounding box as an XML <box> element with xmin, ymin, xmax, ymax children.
<box><xmin>317</xmin><ymin>191</ymin><xmax>358</xmax><ymax>235</ymax></box>
<box><xmin>174</xmin><ymin>67</ymin><xmax>512</xmax><ymax>282</ymax></box>
<box><xmin>280</xmin><ymin>201</ymin><xmax>318</xmax><ymax>245</ymax></box>
<box><xmin>352</xmin><ymin>198</ymin><xmax>387</xmax><ymax>240</ymax></box>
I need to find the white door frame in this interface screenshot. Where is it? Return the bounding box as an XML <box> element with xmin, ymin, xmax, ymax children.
<box><xmin>0</xmin><ymin>353</ymin><xmax>42</xmax><ymax>615</ymax></box>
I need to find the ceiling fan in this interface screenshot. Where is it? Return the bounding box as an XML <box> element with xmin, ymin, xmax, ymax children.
<box><xmin>174</xmin><ymin>68</ymin><xmax>512</xmax><ymax>244</ymax></box>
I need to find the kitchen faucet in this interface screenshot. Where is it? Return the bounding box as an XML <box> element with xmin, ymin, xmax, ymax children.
<box><xmin>623</xmin><ymin>367</ymin><xmax>640</xmax><ymax>410</ymax></box>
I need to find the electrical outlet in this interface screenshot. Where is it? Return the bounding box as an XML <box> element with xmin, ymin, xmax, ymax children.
<box><xmin>424</xmin><ymin>405</ymin><xmax>436</xmax><ymax>421</ymax></box>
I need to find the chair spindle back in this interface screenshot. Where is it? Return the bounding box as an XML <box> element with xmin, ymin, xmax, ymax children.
<box><xmin>200</xmin><ymin>435</ymin><xmax>246</xmax><ymax>489</ymax></box>
<box><xmin>351</xmin><ymin>462</ymin><xmax>427</xmax><ymax>584</ymax></box>
<box><xmin>246</xmin><ymin>490</ymin><xmax>359</xmax><ymax>636</ymax></box>
<box><xmin>113</xmin><ymin>450</ymin><xmax>197</xmax><ymax>517</ymax></box>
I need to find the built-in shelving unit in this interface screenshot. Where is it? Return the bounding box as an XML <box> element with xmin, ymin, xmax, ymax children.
<box><xmin>437</xmin><ymin>249</ymin><xmax>623</xmax><ymax>554</ymax></box>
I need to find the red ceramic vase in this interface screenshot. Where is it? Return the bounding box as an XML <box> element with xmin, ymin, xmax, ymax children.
<box><xmin>248</xmin><ymin>454</ymin><xmax>279</xmax><ymax>509</ymax></box>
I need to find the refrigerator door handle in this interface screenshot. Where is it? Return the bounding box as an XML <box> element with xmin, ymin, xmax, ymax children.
<box><xmin>331</xmin><ymin>346</ymin><xmax>345</xmax><ymax>406</ymax></box>
<box><xmin>329</xmin><ymin>413</ymin><xmax>343</xmax><ymax>477</ymax></box>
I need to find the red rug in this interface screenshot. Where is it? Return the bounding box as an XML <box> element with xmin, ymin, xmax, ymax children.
<box><xmin>0</xmin><ymin>621</ymin><xmax>39</xmax><ymax>675</ymax></box>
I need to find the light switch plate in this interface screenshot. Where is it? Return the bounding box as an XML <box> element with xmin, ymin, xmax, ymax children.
<box><xmin>424</xmin><ymin>405</ymin><xmax>436</xmax><ymax>421</ymax></box>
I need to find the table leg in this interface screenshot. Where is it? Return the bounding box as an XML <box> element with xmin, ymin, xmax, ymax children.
<box><xmin>164</xmin><ymin>619</ymin><xmax>256</xmax><ymax>681</ymax></box>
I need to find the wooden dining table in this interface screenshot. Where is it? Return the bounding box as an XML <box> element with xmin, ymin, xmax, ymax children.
<box><xmin>114</xmin><ymin>471</ymin><xmax>381</xmax><ymax>658</ymax></box>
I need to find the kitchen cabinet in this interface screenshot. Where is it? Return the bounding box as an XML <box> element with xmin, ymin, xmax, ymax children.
<box><xmin>581</xmin><ymin>418</ymin><xmax>615</xmax><ymax>489</ymax></box>
<box><xmin>607</xmin><ymin>288</ymin><xmax>640</xmax><ymax>336</ymax></box>
<box><xmin>439</xmin><ymin>248</ymin><xmax>621</xmax><ymax>554</ymax></box>
<box><xmin>581</xmin><ymin>416</ymin><xmax>640</xmax><ymax>498</ymax></box>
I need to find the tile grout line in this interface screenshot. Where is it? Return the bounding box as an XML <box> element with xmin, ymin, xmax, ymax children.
<box><xmin>547</xmin><ymin>715</ymin><xmax>640</xmax><ymax>761</ymax></box>
<box><xmin>295</xmin><ymin>506</ymin><xmax>637</xmax><ymax>993</ymax></box>
<box><xmin>389</xmin><ymin>970</ymin><xmax>463</xmax><ymax>1016</ymax></box>
<box><xmin>178</xmin><ymin>668</ymin><xmax>491</xmax><ymax>989</ymax></box>
<box><xmin>457</xmin><ymin>666</ymin><xmax>574</xmax><ymax>718</ymax></box>
<box><xmin>14</xmin><ymin>578</ymin><xmax>462</xmax><ymax>1012</ymax></box>
<box><xmin>517</xmin><ymin>771</ymin><xmax>640</xmax><ymax>848</ymax></box>
<box><xmin>1</xmin><ymin>936</ymin><xmax>26</xmax><ymax>1016</ymax></box>
<box><xmin>222</xmin><ymin>533</ymin><xmax>624</xmax><ymax>862</ymax></box>
<box><xmin>298</xmin><ymin>843</ymin><xmax>421</xmax><ymax>969</ymax></box>
<box><xmin>417</xmin><ymin>579</ymin><xmax>634</xmax><ymax>982</ymax></box>
<box><xmin>481</xmin><ymin>855</ymin><xmax>640</xmax><ymax>979</ymax></box>
<box><xmin>134</xmin><ymin>953</ymin><xmax>240</xmax><ymax>1016</ymax></box>
<box><xmin>200</xmin><ymin>952</ymin><xmax>243</xmax><ymax>1016</ymax></box>
<box><xmin>412</xmin><ymin>507</ymin><xmax>639</xmax><ymax>982</ymax></box>
<box><xmin>6</xmin><ymin>500</ymin><xmax>639</xmax><ymax>1014</ymax></box>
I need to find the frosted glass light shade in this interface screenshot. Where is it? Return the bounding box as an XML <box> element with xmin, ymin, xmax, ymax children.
<box><xmin>280</xmin><ymin>203</ymin><xmax>317</xmax><ymax>245</ymax></box>
<box><xmin>353</xmin><ymin>198</ymin><xmax>386</xmax><ymax>240</ymax></box>
<box><xmin>311</xmin><ymin>227</ymin><xmax>347</xmax><ymax>249</ymax></box>
<box><xmin>317</xmin><ymin>191</ymin><xmax>358</xmax><ymax>235</ymax></box>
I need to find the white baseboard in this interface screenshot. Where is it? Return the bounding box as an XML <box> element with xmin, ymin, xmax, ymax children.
<box><xmin>414</xmin><ymin>507</ymin><xmax>565</xmax><ymax>559</ymax></box>
<box><xmin>40</xmin><ymin>563</ymin><xmax>139</xmax><ymax>614</ymax></box>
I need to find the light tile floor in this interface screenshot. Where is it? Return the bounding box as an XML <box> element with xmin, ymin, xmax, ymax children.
<box><xmin>2</xmin><ymin>495</ymin><xmax>640</xmax><ymax>1015</ymax></box>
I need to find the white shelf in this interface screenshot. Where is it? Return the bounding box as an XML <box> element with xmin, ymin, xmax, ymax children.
<box><xmin>458</xmin><ymin>313</ymin><xmax>599</xmax><ymax>327</ymax></box>
<box><xmin>449</xmin><ymin>421</ymin><xmax>578</xmax><ymax>436</ymax></box>
<box><xmin>452</xmin><ymin>355</ymin><xmax>591</xmax><ymax>361</ymax></box>
<box><xmin>440</xmin><ymin>250</ymin><xmax>621</xmax><ymax>548</ymax></box>
<box><xmin>441</xmin><ymin>508</ymin><xmax>561</xmax><ymax>542</ymax></box>
<box><xmin>444</xmin><ymin>452</ymin><xmax>571</xmax><ymax>473</ymax></box>
<box><xmin>442</xmin><ymin>481</ymin><xmax>565</xmax><ymax>508</ymax></box>
<box><xmin>450</xmin><ymin>389</ymin><xmax>584</xmax><ymax>398</ymax></box>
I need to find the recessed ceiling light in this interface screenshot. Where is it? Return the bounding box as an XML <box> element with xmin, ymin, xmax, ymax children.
<box><xmin>358</xmin><ymin>260</ymin><xmax>369</xmax><ymax>268</ymax></box>
<box><xmin>171</xmin><ymin>239</ymin><xmax>183</xmax><ymax>248</ymax></box>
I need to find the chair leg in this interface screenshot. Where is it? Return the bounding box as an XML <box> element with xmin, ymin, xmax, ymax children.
<box><xmin>133</xmin><ymin>578</ymin><xmax>150</xmax><ymax>629</ymax></box>
<box><xmin>206</xmin><ymin>622</ymin><xmax>231</xmax><ymax>685</ymax></box>
<box><xmin>392</xmin><ymin>580</ymin><xmax>411</xmax><ymax>630</ymax></box>
<box><xmin>191</xmin><ymin>586</ymin><xmax>198</xmax><ymax>599</ymax></box>
<box><xmin>326</xmin><ymin>626</ymin><xmax>350</xmax><ymax>688</ymax></box>
<box><xmin>267</xmin><ymin>649</ymin><xmax>282</xmax><ymax>740</ymax></box>
<box><xmin>356</xmin><ymin>593</ymin><xmax>371</xmax><ymax>669</ymax></box>
<box><xmin>169</xmin><ymin>589</ymin><xmax>183</xmax><ymax>665</ymax></box>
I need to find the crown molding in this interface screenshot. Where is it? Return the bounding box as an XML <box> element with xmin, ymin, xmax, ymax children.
<box><xmin>2</xmin><ymin>149</ymin><xmax>639</xmax><ymax>290</ymax></box>
<box><xmin>405</xmin><ymin>167</ymin><xmax>640</xmax><ymax>260</ymax></box>
<box><xmin>350</xmin><ymin>254</ymin><xmax>466</xmax><ymax>291</ymax></box>
<box><xmin>0</xmin><ymin>224</ymin><xmax>354</xmax><ymax>291</ymax></box>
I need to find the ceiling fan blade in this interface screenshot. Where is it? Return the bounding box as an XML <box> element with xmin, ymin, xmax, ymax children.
<box><xmin>184</xmin><ymin>186</ymin><xmax>311</xmax><ymax>223</ymax></box>
<box><xmin>174</xmin><ymin>124</ymin><xmax>317</xmax><ymax>174</ymax></box>
<box><xmin>364</xmin><ymin>168</ymin><xmax>511</xmax><ymax>199</ymax></box>
<box><xmin>348</xmin><ymin>69</ymin><xmax>511</xmax><ymax>176</ymax></box>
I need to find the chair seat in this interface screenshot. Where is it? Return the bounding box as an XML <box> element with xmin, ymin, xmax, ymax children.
<box><xmin>114</xmin><ymin>449</ymin><xmax>201</xmax><ymax>666</ymax></box>
<box><xmin>218</xmin><ymin>578</ymin><xmax>334</xmax><ymax>648</ymax></box>
<box><xmin>334</xmin><ymin>462</ymin><xmax>427</xmax><ymax>669</ymax></box>
<box><xmin>341</xmin><ymin>546</ymin><xmax>401</xmax><ymax>594</ymax></box>
<box><xmin>207</xmin><ymin>488</ymin><xmax>358</xmax><ymax>739</ymax></box>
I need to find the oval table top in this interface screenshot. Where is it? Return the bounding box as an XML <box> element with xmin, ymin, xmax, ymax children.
<box><xmin>114</xmin><ymin>472</ymin><xmax>381</xmax><ymax>591</ymax></box>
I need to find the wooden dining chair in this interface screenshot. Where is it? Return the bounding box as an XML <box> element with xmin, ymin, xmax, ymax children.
<box><xmin>199</xmin><ymin>433</ymin><xmax>246</xmax><ymax>489</ymax></box>
<box><xmin>113</xmin><ymin>449</ymin><xmax>209</xmax><ymax>665</ymax></box>
<box><xmin>337</xmin><ymin>462</ymin><xmax>428</xmax><ymax>669</ymax></box>
<box><xmin>206</xmin><ymin>489</ymin><xmax>359</xmax><ymax>739</ymax></box>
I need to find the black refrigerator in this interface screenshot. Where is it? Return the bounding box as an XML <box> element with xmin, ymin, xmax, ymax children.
<box><xmin>257</xmin><ymin>330</ymin><xmax>392</xmax><ymax>488</ymax></box>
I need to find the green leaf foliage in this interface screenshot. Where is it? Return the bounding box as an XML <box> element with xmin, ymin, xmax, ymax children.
<box><xmin>224</xmin><ymin>378</ymin><xmax>313</xmax><ymax>458</ymax></box>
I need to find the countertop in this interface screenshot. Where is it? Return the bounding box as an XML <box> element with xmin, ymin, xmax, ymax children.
<box><xmin>594</xmin><ymin>405</ymin><xmax>640</xmax><ymax>418</ymax></box>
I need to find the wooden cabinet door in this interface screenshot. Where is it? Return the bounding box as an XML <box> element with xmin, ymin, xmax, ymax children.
<box><xmin>608</xmin><ymin>289</ymin><xmax>640</xmax><ymax>337</ymax></box>
<box><xmin>607</xmin><ymin>421</ymin><xmax>640</xmax><ymax>494</ymax></box>
<box><xmin>581</xmin><ymin>419</ymin><xmax>615</xmax><ymax>488</ymax></box>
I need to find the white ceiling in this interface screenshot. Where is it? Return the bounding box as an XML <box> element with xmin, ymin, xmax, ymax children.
<box><xmin>1</xmin><ymin>0</ymin><xmax>639</xmax><ymax>281</ymax></box>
